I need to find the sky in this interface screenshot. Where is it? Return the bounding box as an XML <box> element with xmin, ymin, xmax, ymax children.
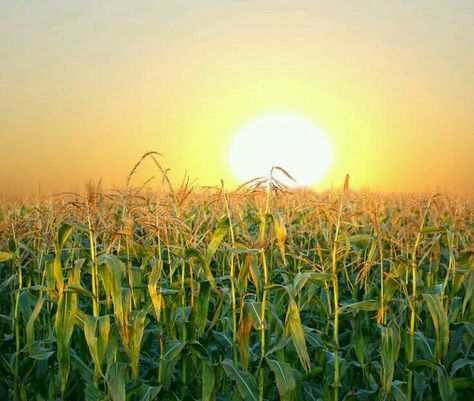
<box><xmin>1</xmin><ymin>1</ymin><xmax>473</xmax><ymax>196</ymax></box>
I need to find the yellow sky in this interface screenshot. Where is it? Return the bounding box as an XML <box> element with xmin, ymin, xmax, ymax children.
<box><xmin>1</xmin><ymin>1</ymin><xmax>473</xmax><ymax>196</ymax></box>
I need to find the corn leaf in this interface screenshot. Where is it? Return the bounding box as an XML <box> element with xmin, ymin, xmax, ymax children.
<box><xmin>422</xmin><ymin>293</ymin><xmax>449</xmax><ymax>361</ymax></box>
<box><xmin>55</xmin><ymin>291</ymin><xmax>77</xmax><ymax>393</ymax></box>
<box><xmin>410</xmin><ymin>360</ymin><xmax>455</xmax><ymax>401</ymax></box>
<box><xmin>0</xmin><ymin>251</ymin><xmax>14</xmax><ymax>263</ymax></box>
<box><xmin>222</xmin><ymin>359</ymin><xmax>258</xmax><ymax>401</ymax></box>
<box><xmin>380</xmin><ymin>324</ymin><xmax>401</xmax><ymax>395</ymax></box>
<box><xmin>266</xmin><ymin>358</ymin><xmax>298</xmax><ymax>401</ymax></box>
<box><xmin>272</xmin><ymin>212</ymin><xmax>287</xmax><ymax>266</ymax></box>
<box><xmin>205</xmin><ymin>217</ymin><xmax>230</xmax><ymax>263</ymax></box>
<box><xmin>129</xmin><ymin>310</ymin><xmax>148</xmax><ymax>380</ymax></box>
<box><xmin>202</xmin><ymin>361</ymin><xmax>215</xmax><ymax>401</ymax></box>
<box><xmin>285</xmin><ymin>297</ymin><xmax>310</xmax><ymax>372</ymax></box>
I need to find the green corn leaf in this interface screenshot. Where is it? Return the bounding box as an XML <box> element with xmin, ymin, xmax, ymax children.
<box><xmin>55</xmin><ymin>291</ymin><xmax>77</xmax><ymax>393</ymax></box>
<box><xmin>83</xmin><ymin>314</ymin><xmax>100</xmax><ymax>371</ymax></box>
<box><xmin>348</xmin><ymin>234</ymin><xmax>373</xmax><ymax>244</ymax></box>
<box><xmin>339</xmin><ymin>300</ymin><xmax>378</xmax><ymax>313</ymax></box>
<box><xmin>207</xmin><ymin>295</ymin><xmax>224</xmax><ymax>333</ymax></box>
<box><xmin>410</xmin><ymin>360</ymin><xmax>455</xmax><ymax>401</ymax></box>
<box><xmin>85</xmin><ymin>383</ymin><xmax>107</xmax><ymax>401</ymax></box>
<box><xmin>70</xmin><ymin>348</ymin><xmax>94</xmax><ymax>383</ymax></box>
<box><xmin>202</xmin><ymin>361</ymin><xmax>215</xmax><ymax>401</ymax></box>
<box><xmin>245</xmin><ymin>301</ymin><xmax>263</xmax><ymax>330</ymax></box>
<box><xmin>84</xmin><ymin>314</ymin><xmax>110</xmax><ymax>378</ymax></box>
<box><xmin>57</xmin><ymin>223</ymin><xmax>73</xmax><ymax>250</ymax></box>
<box><xmin>293</xmin><ymin>272</ymin><xmax>332</xmax><ymax>294</ymax></box>
<box><xmin>186</xmin><ymin>248</ymin><xmax>220</xmax><ymax>294</ymax></box>
<box><xmin>162</xmin><ymin>340</ymin><xmax>186</xmax><ymax>362</ymax></box>
<box><xmin>452</xmin><ymin>377</ymin><xmax>474</xmax><ymax>391</ymax></box>
<box><xmin>238</xmin><ymin>313</ymin><xmax>253</xmax><ymax>371</ymax></box>
<box><xmin>392</xmin><ymin>381</ymin><xmax>408</xmax><ymax>401</ymax></box>
<box><xmin>18</xmin><ymin>291</ymin><xmax>32</xmax><ymax>326</ymax></box>
<box><xmin>352</xmin><ymin>320</ymin><xmax>366</xmax><ymax>368</ymax></box>
<box><xmin>97</xmin><ymin>254</ymin><xmax>128</xmax><ymax>348</ymax></box>
<box><xmin>221</xmin><ymin>359</ymin><xmax>258</xmax><ymax>401</ymax></box>
<box><xmin>414</xmin><ymin>331</ymin><xmax>434</xmax><ymax>359</ymax></box>
<box><xmin>108</xmin><ymin>362</ymin><xmax>127</xmax><ymax>401</ymax></box>
<box><xmin>97</xmin><ymin>315</ymin><xmax>110</xmax><ymax>366</ymax></box>
<box><xmin>462</xmin><ymin>271</ymin><xmax>473</xmax><ymax>316</ymax></box>
<box><xmin>205</xmin><ymin>217</ymin><xmax>230</xmax><ymax>263</ymax></box>
<box><xmin>66</xmin><ymin>283</ymin><xmax>94</xmax><ymax>299</ymax></box>
<box><xmin>380</xmin><ymin>324</ymin><xmax>401</xmax><ymax>395</ymax></box>
<box><xmin>195</xmin><ymin>281</ymin><xmax>211</xmax><ymax>335</ymax></box>
<box><xmin>266</xmin><ymin>358</ymin><xmax>298</xmax><ymax>401</ymax></box>
<box><xmin>229</xmin><ymin>244</ymin><xmax>261</xmax><ymax>254</ymax></box>
<box><xmin>45</xmin><ymin>258</ymin><xmax>56</xmax><ymax>296</ymax></box>
<box><xmin>160</xmin><ymin>340</ymin><xmax>186</xmax><ymax>389</ymax></box>
<box><xmin>265</xmin><ymin>336</ymin><xmax>292</xmax><ymax>357</ymax></box>
<box><xmin>29</xmin><ymin>346</ymin><xmax>55</xmax><ymax>361</ymax></box>
<box><xmin>129</xmin><ymin>310</ymin><xmax>148</xmax><ymax>380</ymax></box>
<box><xmin>138</xmin><ymin>384</ymin><xmax>162</xmax><ymax>401</ymax></box>
<box><xmin>422</xmin><ymin>293</ymin><xmax>449</xmax><ymax>361</ymax></box>
<box><xmin>450</xmin><ymin>358</ymin><xmax>474</xmax><ymax>376</ymax></box>
<box><xmin>26</xmin><ymin>294</ymin><xmax>44</xmax><ymax>352</ymax></box>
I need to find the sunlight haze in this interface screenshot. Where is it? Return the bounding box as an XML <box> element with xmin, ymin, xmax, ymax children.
<box><xmin>1</xmin><ymin>1</ymin><xmax>473</xmax><ymax>195</ymax></box>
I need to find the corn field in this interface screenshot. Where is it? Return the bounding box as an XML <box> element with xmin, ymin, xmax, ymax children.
<box><xmin>0</xmin><ymin>173</ymin><xmax>473</xmax><ymax>401</ymax></box>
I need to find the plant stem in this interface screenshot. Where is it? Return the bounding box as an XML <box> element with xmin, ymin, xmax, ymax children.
<box><xmin>407</xmin><ymin>198</ymin><xmax>431</xmax><ymax>401</ymax></box>
<box><xmin>87</xmin><ymin>207</ymin><xmax>99</xmax><ymax>317</ymax></box>
<box><xmin>332</xmin><ymin>202</ymin><xmax>343</xmax><ymax>401</ymax></box>
<box><xmin>223</xmin><ymin>189</ymin><xmax>238</xmax><ymax>366</ymax></box>
<box><xmin>259</xmin><ymin>182</ymin><xmax>271</xmax><ymax>401</ymax></box>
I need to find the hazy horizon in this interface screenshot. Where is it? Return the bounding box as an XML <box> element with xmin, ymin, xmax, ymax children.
<box><xmin>1</xmin><ymin>1</ymin><xmax>473</xmax><ymax>196</ymax></box>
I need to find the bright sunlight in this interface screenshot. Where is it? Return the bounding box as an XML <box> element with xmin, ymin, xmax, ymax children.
<box><xmin>228</xmin><ymin>114</ymin><xmax>333</xmax><ymax>187</ymax></box>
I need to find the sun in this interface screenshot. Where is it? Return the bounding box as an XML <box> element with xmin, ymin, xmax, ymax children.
<box><xmin>228</xmin><ymin>114</ymin><xmax>333</xmax><ymax>187</ymax></box>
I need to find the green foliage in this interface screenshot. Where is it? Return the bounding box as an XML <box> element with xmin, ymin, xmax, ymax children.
<box><xmin>0</xmin><ymin>191</ymin><xmax>472</xmax><ymax>401</ymax></box>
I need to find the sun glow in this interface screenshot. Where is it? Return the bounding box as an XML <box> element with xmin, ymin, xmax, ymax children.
<box><xmin>228</xmin><ymin>114</ymin><xmax>333</xmax><ymax>187</ymax></box>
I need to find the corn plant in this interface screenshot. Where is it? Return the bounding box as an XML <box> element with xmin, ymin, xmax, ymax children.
<box><xmin>0</xmin><ymin>164</ymin><xmax>472</xmax><ymax>401</ymax></box>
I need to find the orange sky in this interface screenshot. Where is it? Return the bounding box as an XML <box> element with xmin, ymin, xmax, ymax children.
<box><xmin>1</xmin><ymin>1</ymin><xmax>473</xmax><ymax>196</ymax></box>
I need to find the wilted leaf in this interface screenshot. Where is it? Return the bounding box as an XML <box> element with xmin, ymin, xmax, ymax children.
<box><xmin>285</xmin><ymin>297</ymin><xmax>310</xmax><ymax>372</ymax></box>
<box><xmin>0</xmin><ymin>251</ymin><xmax>14</xmax><ymax>263</ymax></box>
